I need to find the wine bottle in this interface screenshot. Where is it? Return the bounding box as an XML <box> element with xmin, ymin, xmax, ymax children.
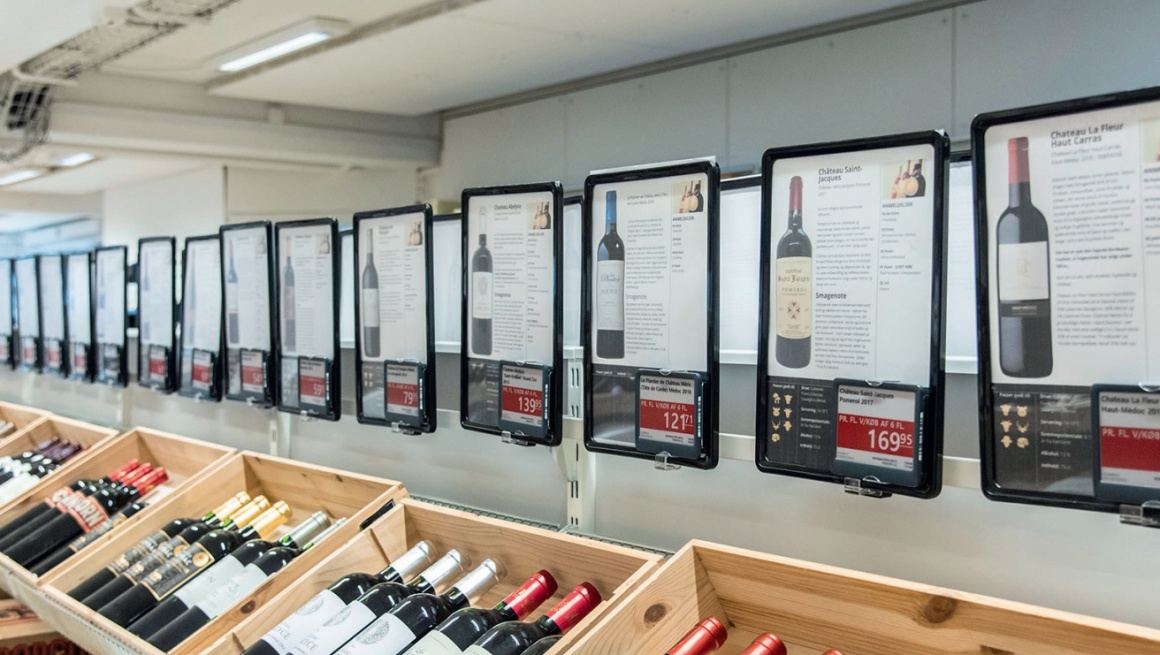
<box><xmin>0</xmin><ymin>470</ymin><xmax>129</xmax><ymax>551</ymax></box>
<box><xmin>227</xmin><ymin>241</ymin><xmax>240</xmax><ymax>345</ymax></box>
<box><xmin>402</xmin><ymin>570</ymin><xmax>558</xmax><ymax>653</ymax></box>
<box><xmin>361</xmin><ymin>229</ymin><xmax>381</xmax><ymax>358</ymax></box>
<box><xmin>145</xmin><ymin>518</ymin><xmax>342</xmax><ymax>651</ymax></box>
<box><xmin>997</xmin><ymin>136</ymin><xmax>1053</xmax><ymax>378</ymax></box>
<box><xmin>283</xmin><ymin>236</ymin><xmax>296</xmax><ymax>352</ymax></box>
<box><xmin>470</xmin><ymin>213</ymin><xmax>493</xmax><ymax>356</ymax></box>
<box><xmin>128</xmin><ymin>512</ymin><xmax>332</xmax><ymax>639</ymax></box>
<box><xmin>0</xmin><ymin>441</ymin><xmax>85</xmax><ymax>505</ymax></box>
<box><xmin>79</xmin><ymin>494</ymin><xmax>268</xmax><ymax>610</ymax></box>
<box><xmin>334</xmin><ymin>559</ymin><xmax>501</xmax><ymax>655</ymax></box>
<box><xmin>241</xmin><ymin>541</ymin><xmax>434</xmax><ymax>655</ymax></box>
<box><xmin>67</xmin><ymin>491</ymin><xmax>250</xmax><ymax>601</ymax></box>
<box><xmin>595</xmin><ymin>190</ymin><xmax>625</xmax><ymax>359</ymax></box>
<box><xmin>97</xmin><ymin>501</ymin><xmax>292</xmax><ymax>627</ymax></box>
<box><xmin>29</xmin><ymin>501</ymin><xmax>149</xmax><ymax>576</ymax></box>
<box><xmin>7</xmin><ymin>468</ymin><xmax>167</xmax><ymax>568</ymax></box>
<box><xmin>739</xmin><ymin>633</ymin><xmax>787</xmax><ymax>655</ymax></box>
<box><xmin>461</xmin><ymin>582</ymin><xmax>601</xmax><ymax>655</ymax></box>
<box><xmin>774</xmin><ymin>176</ymin><xmax>812</xmax><ymax>369</ymax></box>
<box><xmin>288</xmin><ymin>549</ymin><xmax>465</xmax><ymax>655</ymax></box>
<box><xmin>906</xmin><ymin>160</ymin><xmax>926</xmax><ymax>198</ymax></box>
<box><xmin>664</xmin><ymin>617</ymin><xmax>728</xmax><ymax>655</ymax></box>
<box><xmin>519</xmin><ymin>636</ymin><xmax>558</xmax><ymax>655</ymax></box>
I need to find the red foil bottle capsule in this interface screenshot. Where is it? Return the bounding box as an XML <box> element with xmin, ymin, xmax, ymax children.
<box><xmin>666</xmin><ymin>617</ymin><xmax>728</xmax><ymax>654</ymax></box>
<box><xmin>740</xmin><ymin>632</ymin><xmax>787</xmax><ymax>655</ymax></box>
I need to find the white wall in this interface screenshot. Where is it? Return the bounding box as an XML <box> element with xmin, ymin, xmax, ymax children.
<box><xmin>103</xmin><ymin>166</ymin><xmax>226</xmax><ymax>248</ymax></box>
<box><xmin>4</xmin><ymin>0</ymin><xmax>1159</xmax><ymax>633</ymax></box>
<box><xmin>225</xmin><ymin>167</ymin><xmax>421</xmax><ymax>225</ymax></box>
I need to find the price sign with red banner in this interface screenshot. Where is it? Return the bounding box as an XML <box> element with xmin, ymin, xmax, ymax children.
<box><xmin>1094</xmin><ymin>386</ymin><xmax>1160</xmax><ymax>505</ymax></box>
<box><xmin>635</xmin><ymin>370</ymin><xmax>703</xmax><ymax>460</ymax></box>
<box><xmin>240</xmin><ymin>350</ymin><xmax>267</xmax><ymax>397</ymax></box>
<box><xmin>385</xmin><ymin>361</ymin><xmax>425</xmax><ymax>425</ymax></box>
<box><xmin>298</xmin><ymin>358</ymin><xmax>330</xmax><ymax>410</ymax></box>
<box><xmin>191</xmin><ymin>350</ymin><xmax>214</xmax><ymax>393</ymax></box>
<box><xmin>498</xmin><ymin>362</ymin><xmax>550</xmax><ymax>439</ymax></box>
<box><xmin>832</xmin><ymin>380</ymin><xmax>923</xmax><ymax>488</ymax></box>
<box><xmin>148</xmin><ymin>345</ymin><xmax>169</xmax><ymax>387</ymax></box>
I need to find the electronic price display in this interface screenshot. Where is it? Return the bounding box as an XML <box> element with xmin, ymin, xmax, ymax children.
<box><xmin>66</xmin><ymin>252</ymin><xmax>96</xmax><ymax>382</ymax></box>
<box><xmin>38</xmin><ymin>255</ymin><xmax>67</xmax><ymax>377</ymax></box>
<box><xmin>355</xmin><ymin>205</ymin><xmax>437</xmax><ymax>433</ymax></box>
<box><xmin>583</xmin><ymin>160</ymin><xmax>721</xmax><ymax>469</ymax></box>
<box><xmin>275</xmin><ymin>218</ymin><xmax>341</xmax><ymax>421</ymax></box>
<box><xmin>221</xmin><ymin>222</ymin><xmax>277</xmax><ymax>407</ymax></box>
<box><xmin>0</xmin><ymin>259</ymin><xmax>13</xmax><ymax>368</ymax></box>
<box><xmin>14</xmin><ymin>257</ymin><xmax>41</xmax><ymax>372</ymax></box>
<box><xmin>461</xmin><ymin>183</ymin><xmax>564</xmax><ymax>446</ymax></box>
<box><xmin>178</xmin><ymin>235</ymin><xmax>224</xmax><ymax>401</ymax></box>
<box><xmin>973</xmin><ymin>86</ymin><xmax>1160</xmax><ymax>512</ymax></box>
<box><xmin>137</xmin><ymin>237</ymin><xmax>178</xmax><ymax>393</ymax></box>
<box><xmin>756</xmin><ymin>131</ymin><xmax>949</xmax><ymax>498</ymax></box>
<box><xmin>94</xmin><ymin>246</ymin><xmax>128</xmax><ymax>386</ymax></box>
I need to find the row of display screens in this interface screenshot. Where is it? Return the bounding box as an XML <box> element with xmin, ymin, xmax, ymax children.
<box><xmin>1</xmin><ymin>85</ymin><xmax>1159</xmax><ymax>516</ymax></box>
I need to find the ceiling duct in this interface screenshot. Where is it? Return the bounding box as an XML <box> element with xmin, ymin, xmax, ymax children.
<box><xmin>0</xmin><ymin>0</ymin><xmax>241</xmax><ymax>162</ymax></box>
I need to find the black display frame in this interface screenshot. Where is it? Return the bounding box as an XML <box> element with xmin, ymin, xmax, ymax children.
<box><xmin>94</xmin><ymin>246</ymin><xmax>129</xmax><ymax>387</ymax></box>
<box><xmin>0</xmin><ymin>259</ymin><xmax>12</xmax><ymax>370</ymax></box>
<box><xmin>274</xmin><ymin>217</ymin><xmax>342</xmax><ymax>421</ymax></box>
<box><xmin>177</xmin><ymin>233</ymin><xmax>225</xmax><ymax>402</ymax></box>
<box><xmin>136</xmin><ymin>236</ymin><xmax>178</xmax><ymax>393</ymax></box>
<box><xmin>582</xmin><ymin>160</ymin><xmax>722</xmax><ymax>469</ymax></box>
<box><xmin>354</xmin><ymin>204</ymin><xmax>438</xmax><ymax>433</ymax></box>
<box><xmin>460</xmin><ymin>182</ymin><xmax>565</xmax><ymax>447</ymax></box>
<box><xmin>219</xmin><ymin>221</ymin><xmax>277</xmax><ymax>408</ymax></box>
<box><xmin>37</xmin><ymin>253</ymin><xmax>69</xmax><ymax>378</ymax></box>
<box><xmin>755</xmin><ymin>130</ymin><xmax>949</xmax><ymax>499</ymax></box>
<box><xmin>972</xmin><ymin>86</ymin><xmax>1160</xmax><ymax>513</ymax></box>
<box><xmin>14</xmin><ymin>255</ymin><xmax>42</xmax><ymax>373</ymax></box>
<box><xmin>65</xmin><ymin>250</ymin><xmax>96</xmax><ymax>383</ymax></box>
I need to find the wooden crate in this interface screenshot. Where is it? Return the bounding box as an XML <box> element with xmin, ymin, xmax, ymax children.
<box><xmin>0</xmin><ymin>426</ymin><xmax>233</xmax><ymax>598</ymax></box>
<box><xmin>201</xmin><ymin>498</ymin><xmax>662</xmax><ymax>655</ymax></box>
<box><xmin>0</xmin><ymin>401</ymin><xmax>53</xmax><ymax>445</ymax></box>
<box><xmin>0</xmin><ymin>416</ymin><xmax>119</xmax><ymax>514</ymax></box>
<box><xmin>564</xmin><ymin>539</ymin><xmax>1160</xmax><ymax>655</ymax></box>
<box><xmin>35</xmin><ymin>451</ymin><xmax>406</xmax><ymax>655</ymax></box>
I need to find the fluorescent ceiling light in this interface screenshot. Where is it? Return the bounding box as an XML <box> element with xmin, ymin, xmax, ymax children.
<box><xmin>57</xmin><ymin>152</ymin><xmax>95</xmax><ymax>167</ymax></box>
<box><xmin>216</xmin><ymin>18</ymin><xmax>350</xmax><ymax>73</ymax></box>
<box><xmin>0</xmin><ymin>169</ymin><xmax>45</xmax><ymax>186</ymax></box>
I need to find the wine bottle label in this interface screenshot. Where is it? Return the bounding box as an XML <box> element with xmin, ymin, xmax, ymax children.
<box><xmin>596</xmin><ymin>260</ymin><xmax>625</xmax><ymax>330</ymax></box>
<box><xmin>290</xmin><ymin>602</ymin><xmax>377</xmax><ymax>655</ymax></box>
<box><xmin>173</xmin><ymin>554</ymin><xmax>244</xmax><ymax>606</ymax></box>
<box><xmin>263</xmin><ymin>590</ymin><xmax>347</xmax><ymax>655</ymax></box>
<box><xmin>405</xmin><ymin>630</ymin><xmax>464</xmax><ymax>655</ymax></box>
<box><xmin>463</xmin><ymin>646</ymin><xmax>491</xmax><ymax>655</ymax></box>
<box><xmin>227</xmin><ymin>285</ymin><xmax>239</xmax><ymax>313</ymax></box>
<box><xmin>196</xmin><ymin>562</ymin><xmax>270</xmax><ymax>618</ymax></box>
<box><xmin>123</xmin><ymin>536</ymin><xmax>189</xmax><ymax>581</ymax></box>
<box><xmin>471</xmin><ymin>272</ymin><xmax>492</xmax><ymax>319</ymax></box>
<box><xmin>108</xmin><ymin>530</ymin><xmax>172</xmax><ymax>574</ymax></box>
<box><xmin>139</xmin><ymin>542</ymin><xmax>216</xmax><ymax>601</ymax></box>
<box><xmin>67</xmin><ymin>512</ymin><xmax>131</xmax><ymax>552</ymax></box>
<box><xmin>333</xmin><ymin>612</ymin><xmax>417</xmax><ymax>655</ymax></box>
<box><xmin>363</xmin><ymin>290</ymin><xmax>380</xmax><ymax>328</ymax></box>
<box><xmin>64</xmin><ymin>496</ymin><xmax>112</xmax><ymax>533</ymax></box>
<box><xmin>775</xmin><ymin>256</ymin><xmax>812</xmax><ymax>339</ymax></box>
<box><xmin>45</xmin><ymin>487</ymin><xmax>75</xmax><ymax>509</ymax></box>
<box><xmin>998</xmin><ymin>241</ymin><xmax>1050</xmax><ymax>302</ymax></box>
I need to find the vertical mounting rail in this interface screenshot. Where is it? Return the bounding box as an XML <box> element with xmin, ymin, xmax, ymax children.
<box><xmin>556</xmin><ymin>354</ymin><xmax>595</xmax><ymax>532</ymax></box>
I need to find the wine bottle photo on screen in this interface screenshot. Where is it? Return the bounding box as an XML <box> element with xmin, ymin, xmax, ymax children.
<box><xmin>362</xmin><ymin>229</ymin><xmax>381</xmax><ymax>358</ymax></box>
<box><xmin>471</xmin><ymin>211</ymin><xmax>493</xmax><ymax>356</ymax></box>
<box><xmin>282</xmin><ymin>235</ymin><xmax>296</xmax><ymax>353</ymax></box>
<box><xmin>906</xmin><ymin>160</ymin><xmax>926</xmax><ymax>198</ymax></box>
<box><xmin>665</xmin><ymin>617</ymin><xmax>728</xmax><ymax>655</ymax></box>
<box><xmin>227</xmin><ymin>241</ymin><xmax>239</xmax><ymax>345</ymax></box>
<box><xmin>596</xmin><ymin>190</ymin><xmax>625</xmax><ymax>359</ymax></box>
<box><xmin>774</xmin><ymin>176</ymin><xmax>812</xmax><ymax>369</ymax></box>
<box><xmin>997</xmin><ymin>137</ymin><xmax>1052</xmax><ymax>378</ymax></box>
<box><xmin>691</xmin><ymin>181</ymin><xmax>704</xmax><ymax>213</ymax></box>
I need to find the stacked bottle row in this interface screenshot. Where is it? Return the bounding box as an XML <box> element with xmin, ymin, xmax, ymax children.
<box><xmin>0</xmin><ymin>458</ymin><xmax>164</xmax><ymax>573</ymax></box>
<box><xmin>666</xmin><ymin>618</ymin><xmax>845</xmax><ymax>655</ymax></box>
<box><xmin>240</xmin><ymin>541</ymin><xmax>601</xmax><ymax>655</ymax></box>
<box><xmin>48</xmin><ymin>492</ymin><xmax>346</xmax><ymax>650</ymax></box>
<box><xmin>0</xmin><ymin>437</ymin><xmax>86</xmax><ymax>505</ymax></box>
<box><xmin>0</xmin><ymin>417</ymin><xmax>19</xmax><ymax>439</ymax></box>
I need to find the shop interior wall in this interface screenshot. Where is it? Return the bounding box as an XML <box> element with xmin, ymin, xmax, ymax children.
<box><xmin>0</xmin><ymin>0</ymin><xmax>1156</xmax><ymax>631</ymax></box>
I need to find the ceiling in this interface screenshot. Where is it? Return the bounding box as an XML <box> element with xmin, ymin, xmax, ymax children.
<box><xmin>0</xmin><ymin>0</ymin><xmax>924</xmax><ymax>201</ymax></box>
<box><xmin>0</xmin><ymin>211</ymin><xmax>87</xmax><ymax>233</ymax></box>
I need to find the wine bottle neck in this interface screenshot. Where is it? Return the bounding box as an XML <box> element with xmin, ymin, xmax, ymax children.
<box><xmin>786</xmin><ymin>209</ymin><xmax>802</xmax><ymax>231</ymax></box>
<box><xmin>1008</xmin><ymin>182</ymin><xmax>1032</xmax><ymax>208</ymax></box>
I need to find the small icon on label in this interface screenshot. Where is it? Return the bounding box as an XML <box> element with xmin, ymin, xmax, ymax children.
<box><xmin>783</xmin><ymin>420</ymin><xmax>793</xmax><ymax>432</ymax></box>
<box><xmin>1000</xmin><ymin>404</ymin><xmax>1012</xmax><ymax>416</ymax></box>
<box><xmin>772</xmin><ymin>407</ymin><xmax>781</xmax><ymax>417</ymax></box>
<box><xmin>1016</xmin><ymin>405</ymin><xmax>1029</xmax><ymax>417</ymax></box>
<box><xmin>784</xmin><ymin>394</ymin><xmax>794</xmax><ymax>404</ymax></box>
<box><xmin>1001</xmin><ymin>435</ymin><xmax>1012</xmax><ymax>448</ymax></box>
<box><xmin>771</xmin><ymin>432</ymin><xmax>781</xmax><ymax>443</ymax></box>
<box><xmin>192</xmin><ymin>551</ymin><xmax>212</xmax><ymax>567</ymax></box>
<box><xmin>1000</xmin><ymin>420</ymin><xmax>1012</xmax><ymax>433</ymax></box>
<box><xmin>1016</xmin><ymin>421</ymin><xmax>1029</xmax><ymax>434</ymax></box>
<box><xmin>1016</xmin><ymin>437</ymin><xmax>1029</xmax><ymax>449</ymax></box>
<box><xmin>771</xmin><ymin>393</ymin><xmax>781</xmax><ymax>405</ymax></box>
<box><xmin>784</xmin><ymin>408</ymin><xmax>793</xmax><ymax>419</ymax></box>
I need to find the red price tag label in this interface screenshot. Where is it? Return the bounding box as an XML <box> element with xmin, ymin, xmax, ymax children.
<box><xmin>386</xmin><ymin>363</ymin><xmax>421</xmax><ymax>417</ymax></box>
<box><xmin>638</xmin><ymin>374</ymin><xmax>698</xmax><ymax>447</ymax></box>
<box><xmin>73</xmin><ymin>345</ymin><xmax>87</xmax><ymax>371</ymax></box>
<box><xmin>0</xmin><ymin>340</ymin><xmax>8</xmax><ymax>361</ymax></box>
<box><xmin>241</xmin><ymin>351</ymin><xmax>265</xmax><ymax>393</ymax></box>
<box><xmin>299</xmin><ymin>359</ymin><xmax>328</xmax><ymax>407</ymax></box>
<box><xmin>46</xmin><ymin>343</ymin><xmax>61</xmax><ymax>368</ymax></box>
<box><xmin>501</xmin><ymin>365</ymin><xmax>545</xmax><ymax>428</ymax></box>
<box><xmin>836</xmin><ymin>385</ymin><xmax>917</xmax><ymax>472</ymax></box>
<box><xmin>192</xmin><ymin>351</ymin><xmax>212</xmax><ymax>391</ymax></box>
<box><xmin>1098</xmin><ymin>391</ymin><xmax>1160</xmax><ymax>489</ymax></box>
<box><xmin>22</xmin><ymin>341</ymin><xmax>34</xmax><ymax>364</ymax></box>
<box><xmin>149</xmin><ymin>346</ymin><xmax>167</xmax><ymax>382</ymax></box>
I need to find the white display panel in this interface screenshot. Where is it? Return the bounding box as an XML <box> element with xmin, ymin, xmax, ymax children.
<box><xmin>95</xmin><ymin>247</ymin><xmax>127</xmax><ymax>385</ymax></box>
<box><xmin>138</xmin><ymin>240</ymin><xmax>175</xmax><ymax>349</ymax></box>
<box><xmin>66</xmin><ymin>252</ymin><xmax>93</xmax><ymax>380</ymax></box>
<box><xmin>340</xmin><ymin>231</ymin><xmax>354</xmax><ymax>346</ymax></box>
<box><xmin>222</xmin><ymin>224</ymin><xmax>274</xmax><ymax>405</ymax></box>
<box><xmin>0</xmin><ymin>259</ymin><xmax>13</xmax><ymax>365</ymax></box>
<box><xmin>719</xmin><ymin>181</ymin><xmax>761</xmax><ymax>356</ymax></box>
<box><xmin>15</xmin><ymin>257</ymin><xmax>39</xmax><ymax>370</ymax></box>
<box><xmin>945</xmin><ymin>160</ymin><xmax>978</xmax><ymax>368</ymax></box>
<box><xmin>563</xmin><ymin>200</ymin><xmax>582</xmax><ymax>349</ymax></box>
<box><xmin>38</xmin><ymin>255</ymin><xmax>66</xmax><ymax>373</ymax></box>
<box><xmin>179</xmin><ymin>236</ymin><xmax>223</xmax><ymax>398</ymax></box>
<box><xmin>432</xmin><ymin>218</ymin><xmax>462</xmax><ymax>347</ymax></box>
